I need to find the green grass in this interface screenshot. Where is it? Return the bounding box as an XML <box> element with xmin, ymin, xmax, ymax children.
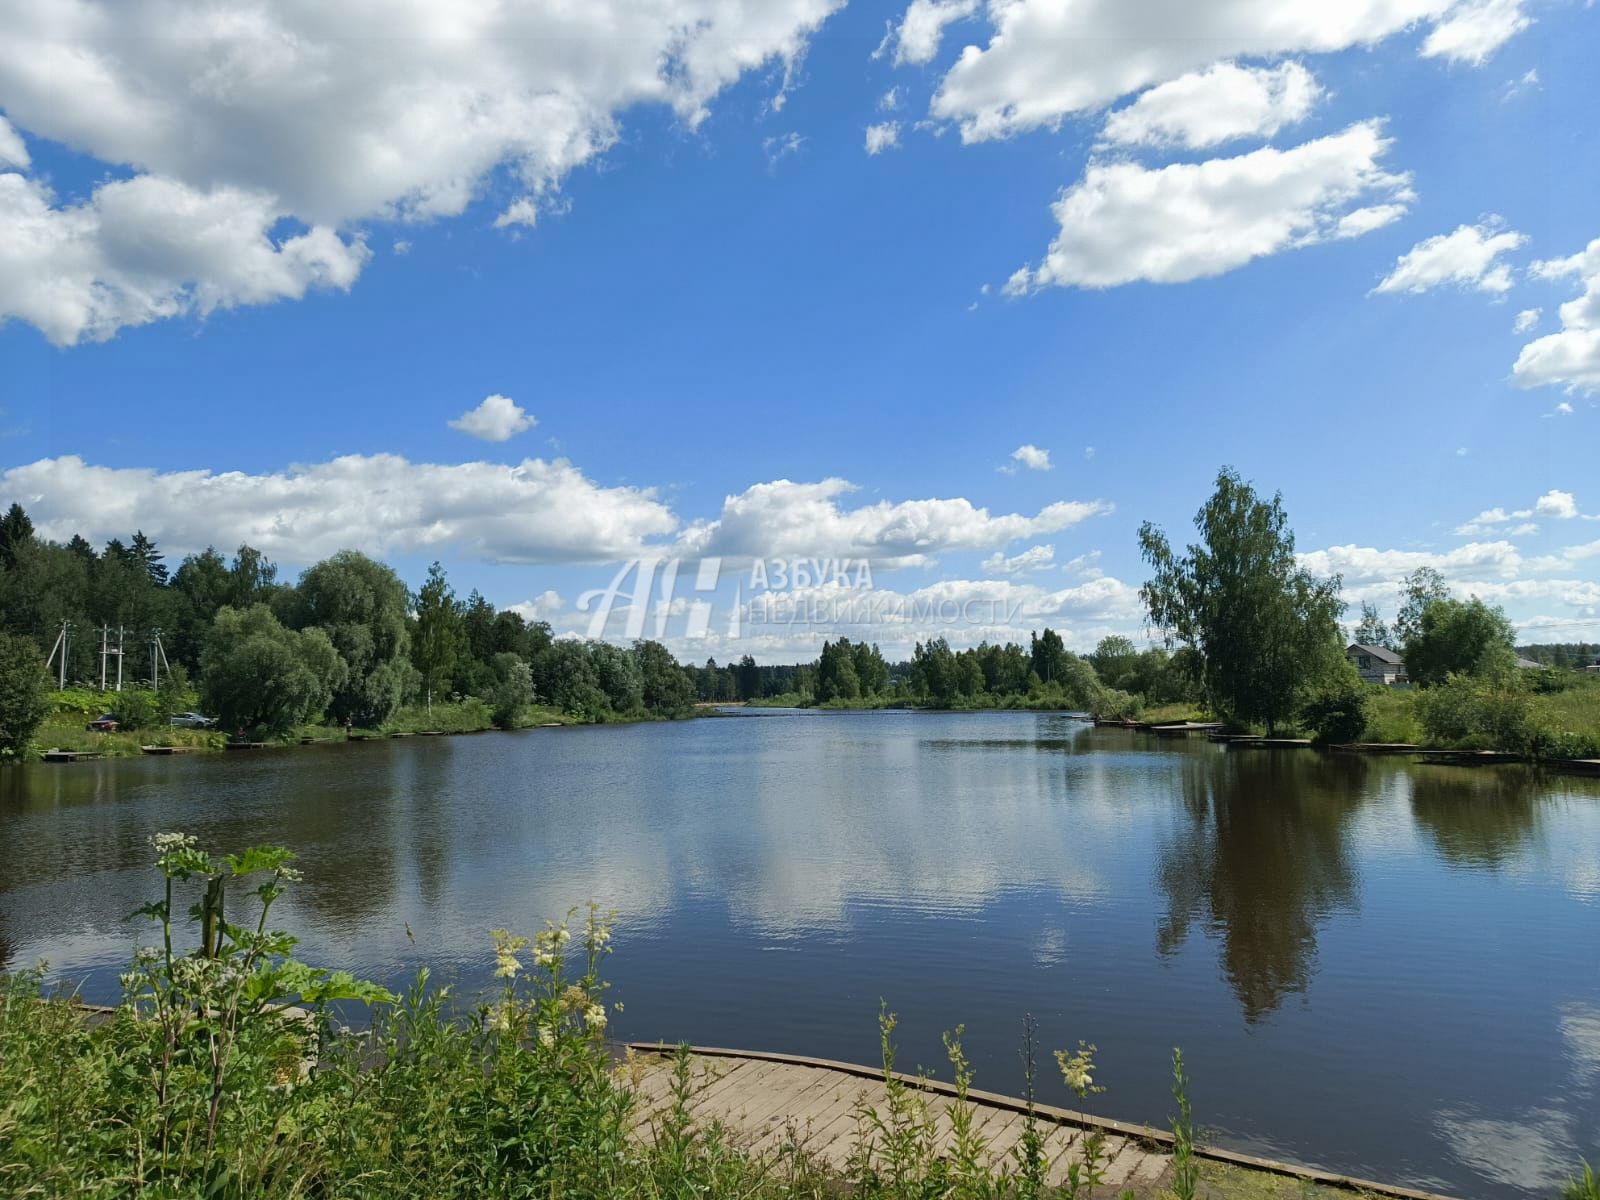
<box><xmin>31</xmin><ymin>712</ymin><xmax>224</xmax><ymax>758</ymax></box>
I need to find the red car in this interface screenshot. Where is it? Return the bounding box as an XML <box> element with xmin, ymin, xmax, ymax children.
<box><xmin>86</xmin><ymin>714</ymin><xmax>119</xmax><ymax>732</ymax></box>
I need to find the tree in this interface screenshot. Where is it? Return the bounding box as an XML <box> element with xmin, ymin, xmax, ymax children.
<box><xmin>736</xmin><ymin>654</ymin><xmax>761</xmax><ymax>701</ymax></box>
<box><xmin>1394</xmin><ymin>567</ymin><xmax>1449</xmax><ymax>649</ymax></box>
<box><xmin>0</xmin><ymin>503</ymin><xmax>34</xmax><ymax>569</ymax></box>
<box><xmin>411</xmin><ymin>561</ymin><xmax>461</xmax><ymax>713</ymax></box>
<box><xmin>1139</xmin><ymin>467</ymin><xmax>1345</xmax><ymax>735</ymax></box>
<box><xmin>130</xmin><ymin>530</ymin><xmax>168</xmax><ymax>585</ymax></box>
<box><xmin>0</xmin><ymin>631</ymin><xmax>50</xmax><ymax>756</ymax></box>
<box><xmin>200</xmin><ymin>605</ymin><xmax>346</xmax><ymax>737</ymax></box>
<box><xmin>284</xmin><ymin>551</ymin><xmax>414</xmax><ymax>726</ymax></box>
<box><xmin>912</xmin><ymin>637</ymin><xmax>958</xmax><ymax>704</ymax></box>
<box><xmin>815</xmin><ymin>639</ymin><xmax>862</xmax><ymax>702</ymax></box>
<box><xmin>1029</xmin><ymin>628</ymin><xmax>1069</xmax><ymax>686</ymax></box>
<box><xmin>591</xmin><ymin>641</ymin><xmax>644</xmax><ymax>715</ymax></box>
<box><xmin>486</xmin><ymin>652</ymin><xmax>533</xmax><ymax>729</ymax></box>
<box><xmin>634</xmin><ymin>640</ymin><xmax>696</xmax><ymax>715</ymax></box>
<box><xmin>1089</xmin><ymin>635</ymin><xmax>1140</xmax><ymax>689</ymax></box>
<box><xmin>1352</xmin><ymin>601</ymin><xmax>1395</xmax><ymax>651</ymax></box>
<box><xmin>1403</xmin><ymin>596</ymin><xmax>1516</xmax><ymax>687</ymax></box>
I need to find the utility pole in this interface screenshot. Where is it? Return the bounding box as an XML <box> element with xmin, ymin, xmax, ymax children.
<box><xmin>46</xmin><ymin>621</ymin><xmax>71</xmax><ymax>689</ymax></box>
<box><xmin>100</xmin><ymin>623</ymin><xmax>109</xmax><ymax>691</ymax></box>
<box><xmin>150</xmin><ymin>629</ymin><xmax>170</xmax><ymax>692</ymax></box>
<box><xmin>115</xmin><ymin>625</ymin><xmax>125</xmax><ymax>692</ymax></box>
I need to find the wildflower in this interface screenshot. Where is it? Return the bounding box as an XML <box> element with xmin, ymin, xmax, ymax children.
<box><xmin>278</xmin><ymin>866</ymin><xmax>304</xmax><ymax>884</ymax></box>
<box><xmin>560</xmin><ymin>984</ymin><xmax>590</xmax><ymax>1012</ymax></box>
<box><xmin>490</xmin><ymin>929</ymin><xmax>528</xmax><ymax>980</ymax></box>
<box><xmin>537</xmin><ymin>1024</ymin><xmax>555</xmax><ymax>1048</ymax></box>
<box><xmin>150</xmin><ymin>832</ymin><xmax>195</xmax><ymax>854</ymax></box>
<box><xmin>1055</xmin><ymin>1042</ymin><xmax>1103</xmax><ymax>1100</ymax></box>
<box><xmin>584</xmin><ymin>1003</ymin><xmax>607</xmax><ymax>1031</ymax></box>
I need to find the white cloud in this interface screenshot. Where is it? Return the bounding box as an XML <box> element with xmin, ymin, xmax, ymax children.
<box><xmin>893</xmin><ymin>0</ymin><xmax>979</xmax><ymax>66</ymax></box>
<box><xmin>678</xmin><ymin>478</ymin><xmax>1111</xmax><ymax>565</ymax></box>
<box><xmin>763</xmin><ymin>131</ymin><xmax>807</xmax><ymax>169</ymax></box>
<box><xmin>449</xmin><ymin>394</ymin><xmax>537</xmax><ymax>442</ymax></box>
<box><xmin>0</xmin><ymin>172</ymin><xmax>367</xmax><ymax>346</ymax></box>
<box><xmin>1513</xmin><ymin>237</ymin><xmax>1600</xmax><ymax>393</ymax></box>
<box><xmin>0</xmin><ymin>0</ymin><xmax>843</xmax><ymax>343</ymax></box>
<box><xmin>1300</xmin><ymin>540</ymin><xmax>1524</xmax><ymax>582</ymax></box>
<box><xmin>1</xmin><ymin>453</ymin><xmax>676</xmax><ymax>566</ymax></box>
<box><xmin>1008</xmin><ymin>122</ymin><xmax>1412</xmax><ymax>293</ymax></box>
<box><xmin>982</xmin><ymin>543</ymin><xmax>1055</xmax><ymax>575</ymax></box>
<box><xmin>0</xmin><ymin>113</ymin><xmax>27</xmax><ymax>168</ymax></box>
<box><xmin>1100</xmin><ymin>61</ymin><xmax>1322</xmax><ymax>151</ymax></box>
<box><xmin>1554</xmin><ymin>401</ymin><xmax>1574</xmax><ymax>415</ymax></box>
<box><xmin>1420</xmin><ymin>0</ymin><xmax>1532</xmax><ymax>64</ymax></box>
<box><xmin>865</xmin><ymin>122</ymin><xmax>901</xmax><ymax>155</ymax></box>
<box><xmin>1009</xmin><ymin>444</ymin><xmax>1052</xmax><ymax>471</ymax></box>
<box><xmin>1372</xmin><ymin>220</ymin><xmax>1526</xmax><ymax>295</ymax></box>
<box><xmin>1535</xmin><ymin>489</ymin><xmax>1579</xmax><ymax>519</ymax></box>
<box><xmin>1514</xmin><ymin>307</ymin><xmax>1541</xmax><ymax>333</ymax></box>
<box><xmin>880</xmin><ymin>87</ymin><xmax>902</xmax><ymax>111</ymax></box>
<box><xmin>928</xmin><ymin>0</ymin><xmax>1486</xmax><ymax>143</ymax></box>
<box><xmin>508</xmin><ymin>590</ymin><xmax>565</xmax><ymax>623</ymax></box>
<box><xmin>1456</xmin><ymin>490</ymin><xmax>1587</xmax><ymax>535</ymax></box>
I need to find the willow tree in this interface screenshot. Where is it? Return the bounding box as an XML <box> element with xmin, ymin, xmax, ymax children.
<box><xmin>1139</xmin><ymin>468</ymin><xmax>1344</xmax><ymax>735</ymax></box>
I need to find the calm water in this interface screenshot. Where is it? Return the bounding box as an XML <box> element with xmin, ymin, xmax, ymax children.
<box><xmin>2</xmin><ymin>710</ymin><xmax>1597</xmax><ymax>1198</ymax></box>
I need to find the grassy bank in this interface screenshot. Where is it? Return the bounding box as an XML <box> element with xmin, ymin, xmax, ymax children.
<box><xmin>24</xmin><ymin>693</ymin><xmax>691</xmax><ymax>760</ymax></box>
<box><xmin>10</xmin><ymin>833</ymin><xmax>1563</xmax><ymax>1200</ymax></box>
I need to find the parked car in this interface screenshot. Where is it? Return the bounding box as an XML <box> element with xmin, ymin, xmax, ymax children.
<box><xmin>168</xmin><ymin>712</ymin><xmax>217</xmax><ymax>729</ymax></box>
<box><xmin>86</xmin><ymin>714</ymin><xmax>119</xmax><ymax>732</ymax></box>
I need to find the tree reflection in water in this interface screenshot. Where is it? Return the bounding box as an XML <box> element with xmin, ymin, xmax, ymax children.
<box><xmin>1157</xmin><ymin>749</ymin><xmax>1367</xmax><ymax>1023</ymax></box>
<box><xmin>1407</xmin><ymin>767</ymin><xmax>1542</xmax><ymax>869</ymax></box>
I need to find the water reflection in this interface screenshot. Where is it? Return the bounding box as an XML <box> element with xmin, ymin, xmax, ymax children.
<box><xmin>1156</xmin><ymin>750</ymin><xmax>1366</xmax><ymax>1022</ymax></box>
<box><xmin>1408</xmin><ymin>767</ymin><xmax>1543</xmax><ymax>869</ymax></box>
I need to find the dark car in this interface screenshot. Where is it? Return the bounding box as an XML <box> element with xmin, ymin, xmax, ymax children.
<box><xmin>86</xmin><ymin>714</ymin><xmax>119</xmax><ymax>732</ymax></box>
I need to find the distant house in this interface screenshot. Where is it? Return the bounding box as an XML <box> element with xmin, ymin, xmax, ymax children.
<box><xmin>1347</xmin><ymin>643</ymin><xmax>1408</xmax><ymax>686</ymax></box>
<box><xmin>1584</xmin><ymin>663</ymin><xmax>1600</xmax><ymax>676</ymax></box>
<box><xmin>1515</xmin><ymin>656</ymin><xmax>1547</xmax><ymax>671</ymax></box>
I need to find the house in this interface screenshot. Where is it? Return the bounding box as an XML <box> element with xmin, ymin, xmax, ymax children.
<box><xmin>1347</xmin><ymin>643</ymin><xmax>1408</xmax><ymax>686</ymax></box>
<box><xmin>1515</xmin><ymin>656</ymin><xmax>1546</xmax><ymax>671</ymax></box>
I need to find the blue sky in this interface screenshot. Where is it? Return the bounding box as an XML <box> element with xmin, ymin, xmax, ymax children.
<box><xmin>2</xmin><ymin>0</ymin><xmax>1598</xmax><ymax>660</ymax></box>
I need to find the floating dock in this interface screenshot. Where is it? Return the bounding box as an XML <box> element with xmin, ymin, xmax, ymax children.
<box><xmin>140</xmin><ymin>745</ymin><xmax>195</xmax><ymax>755</ymax></box>
<box><xmin>222</xmin><ymin>741</ymin><xmax>267</xmax><ymax>751</ymax></box>
<box><xmin>621</xmin><ymin>1045</ymin><xmax>1457</xmax><ymax>1200</ymax></box>
<box><xmin>40</xmin><ymin>749</ymin><xmax>103</xmax><ymax>763</ymax></box>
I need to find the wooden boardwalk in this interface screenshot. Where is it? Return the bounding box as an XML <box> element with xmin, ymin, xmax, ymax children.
<box><xmin>621</xmin><ymin>1046</ymin><xmax>1457</xmax><ymax>1200</ymax></box>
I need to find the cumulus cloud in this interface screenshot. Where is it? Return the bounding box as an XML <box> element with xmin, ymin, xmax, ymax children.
<box><xmin>1514</xmin><ymin>308</ymin><xmax>1541</xmax><ymax>334</ymax></box>
<box><xmin>865</xmin><ymin>122</ymin><xmax>901</xmax><ymax>155</ymax></box>
<box><xmin>982</xmin><ymin>544</ymin><xmax>1055</xmax><ymax>575</ymax></box>
<box><xmin>1299</xmin><ymin>540</ymin><xmax>1524</xmax><ymax>582</ymax></box>
<box><xmin>1008</xmin><ymin>444</ymin><xmax>1052</xmax><ymax>471</ymax></box>
<box><xmin>892</xmin><ymin>0</ymin><xmax>979</xmax><ymax>66</ymax></box>
<box><xmin>449</xmin><ymin>394</ymin><xmax>537</xmax><ymax>442</ymax></box>
<box><xmin>0</xmin><ymin>0</ymin><xmax>843</xmax><ymax>343</ymax></box>
<box><xmin>508</xmin><ymin>590</ymin><xmax>565</xmax><ymax>623</ymax></box>
<box><xmin>1007</xmin><ymin>122</ymin><xmax>1412</xmax><ymax>292</ymax></box>
<box><xmin>1</xmin><ymin>454</ymin><xmax>676</xmax><ymax>566</ymax></box>
<box><xmin>1100</xmin><ymin>61</ymin><xmax>1322</xmax><ymax>150</ymax></box>
<box><xmin>1456</xmin><ymin>490</ymin><xmax>1585</xmax><ymax>534</ymax></box>
<box><xmin>927</xmin><ymin>0</ymin><xmax>1497</xmax><ymax>143</ymax></box>
<box><xmin>0</xmin><ymin>113</ymin><xmax>27</xmax><ymax>168</ymax></box>
<box><xmin>1513</xmin><ymin>237</ymin><xmax>1600</xmax><ymax>393</ymax></box>
<box><xmin>1420</xmin><ymin>0</ymin><xmax>1533</xmax><ymax>64</ymax></box>
<box><xmin>1372</xmin><ymin>220</ymin><xmax>1526</xmax><ymax>295</ymax></box>
<box><xmin>678</xmin><ymin>478</ymin><xmax>1111</xmax><ymax>565</ymax></box>
<box><xmin>0</xmin><ymin>172</ymin><xmax>366</xmax><ymax>346</ymax></box>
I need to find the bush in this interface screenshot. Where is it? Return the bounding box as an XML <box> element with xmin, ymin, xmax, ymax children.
<box><xmin>0</xmin><ymin>631</ymin><xmax>50</xmax><ymax>756</ymax></box>
<box><xmin>109</xmin><ymin>689</ymin><xmax>162</xmax><ymax>731</ymax></box>
<box><xmin>1301</xmin><ymin>681</ymin><xmax>1371</xmax><ymax>745</ymax></box>
<box><xmin>1416</xmin><ymin>673</ymin><xmax>1534</xmax><ymax>753</ymax></box>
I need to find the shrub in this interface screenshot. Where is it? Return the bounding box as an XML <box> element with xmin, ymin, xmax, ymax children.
<box><xmin>0</xmin><ymin>631</ymin><xmax>50</xmax><ymax>756</ymax></box>
<box><xmin>1415</xmin><ymin>673</ymin><xmax>1534</xmax><ymax>753</ymax></box>
<box><xmin>1300</xmin><ymin>680</ymin><xmax>1371</xmax><ymax>745</ymax></box>
<box><xmin>109</xmin><ymin>689</ymin><xmax>162</xmax><ymax>731</ymax></box>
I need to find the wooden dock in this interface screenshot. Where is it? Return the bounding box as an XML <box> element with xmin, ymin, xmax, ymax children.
<box><xmin>40</xmin><ymin>749</ymin><xmax>103</xmax><ymax>763</ymax></box>
<box><xmin>222</xmin><ymin>741</ymin><xmax>267</xmax><ymax>751</ymax></box>
<box><xmin>140</xmin><ymin>744</ymin><xmax>196</xmax><ymax>755</ymax></box>
<box><xmin>621</xmin><ymin>1045</ymin><xmax>1457</xmax><ymax>1200</ymax></box>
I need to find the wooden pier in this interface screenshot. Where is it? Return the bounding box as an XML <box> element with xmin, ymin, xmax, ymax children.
<box><xmin>621</xmin><ymin>1045</ymin><xmax>1458</xmax><ymax>1200</ymax></box>
<box><xmin>140</xmin><ymin>745</ymin><xmax>196</xmax><ymax>755</ymax></box>
<box><xmin>40</xmin><ymin>749</ymin><xmax>103</xmax><ymax>763</ymax></box>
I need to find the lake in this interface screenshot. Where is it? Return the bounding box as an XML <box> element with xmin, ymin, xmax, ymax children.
<box><xmin>2</xmin><ymin>709</ymin><xmax>1597</xmax><ymax>1198</ymax></box>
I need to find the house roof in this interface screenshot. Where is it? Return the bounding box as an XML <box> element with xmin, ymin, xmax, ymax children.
<box><xmin>1515</xmin><ymin>656</ymin><xmax>1546</xmax><ymax>670</ymax></box>
<box><xmin>1348</xmin><ymin>643</ymin><xmax>1404</xmax><ymax>665</ymax></box>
